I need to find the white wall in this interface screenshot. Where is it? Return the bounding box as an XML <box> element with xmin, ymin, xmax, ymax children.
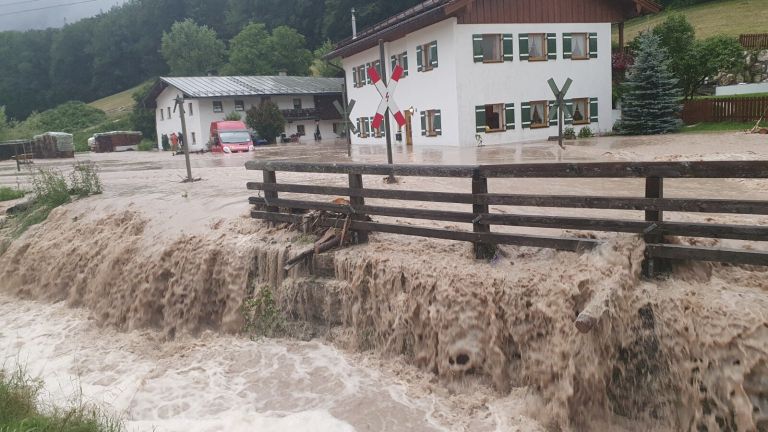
<box><xmin>155</xmin><ymin>88</ymin><xmax>341</xmax><ymax>148</ymax></box>
<box><xmin>344</xmin><ymin>18</ymin><xmax>461</xmax><ymax>148</ymax></box>
<box><xmin>342</xmin><ymin>20</ymin><xmax>613</xmax><ymax>147</ymax></box>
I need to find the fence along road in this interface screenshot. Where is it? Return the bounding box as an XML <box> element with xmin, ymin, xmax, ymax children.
<box><xmin>246</xmin><ymin>160</ymin><xmax>768</xmax><ymax>277</ymax></box>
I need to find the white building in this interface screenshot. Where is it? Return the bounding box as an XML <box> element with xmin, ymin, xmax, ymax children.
<box><xmin>146</xmin><ymin>76</ymin><xmax>345</xmax><ymax>151</ymax></box>
<box><xmin>328</xmin><ymin>0</ymin><xmax>660</xmax><ymax>147</ymax></box>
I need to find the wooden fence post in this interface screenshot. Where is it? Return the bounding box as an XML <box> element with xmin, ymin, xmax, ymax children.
<box><xmin>263</xmin><ymin>169</ymin><xmax>278</xmax><ymax>213</ymax></box>
<box><xmin>472</xmin><ymin>170</ymin><xmax>495</xmax><ymax>259</ymax></box>
<box><xmin>348</xmin><ymin>173</ymin><xmax>369</xmax><ymax>244</ymax></box>
<box><xmin>643</xmin><ymin>176</ymin><xmax>664</xmax><ymax>277</ymax></box>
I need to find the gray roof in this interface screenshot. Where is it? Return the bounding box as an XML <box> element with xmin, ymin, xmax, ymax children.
<box><xmin>160</xmin><ymin>76</ymin><xmax>343</xmax><ymax>98</ymax></box>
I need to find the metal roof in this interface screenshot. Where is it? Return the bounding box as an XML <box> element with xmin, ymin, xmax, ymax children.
<box><xmin>159</xmin><ymin>76</ymin><xmax>343</xmax><ymax>98</ymax></box>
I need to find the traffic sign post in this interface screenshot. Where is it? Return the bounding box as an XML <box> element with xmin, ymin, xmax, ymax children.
<box><xmin>333</xmin><ymin>96</ymin><xmax>357</xmax><ymax>158</ymax></box>
<box><xmin>547</xmin><ymin>77</ymin><xmax>573</xmax><ymax>150</ymax></box>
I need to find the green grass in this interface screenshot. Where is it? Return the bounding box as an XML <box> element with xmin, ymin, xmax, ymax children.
<box><xmin>88</xmin><ymin>81</ymin><xmax>150</xmax><ymax>120</ymax></box>
<box><xmin>614</xmin><ymin>0</ymin><xmax>768</xmax><ymax>42</ymax></box>
<box><xmin>0</xmin><ymin>187</ymin><xmax>24</xmax><ymax>202</ymax></box>
<box><xmin>679</xmin><ymin>121</ymin><xmax>765</xmax><ymax>133</ymax></box>
<box><xmin>0</xmin><ymin>367</ymin><xmax>123</xmax><ymax>432</ymax></box>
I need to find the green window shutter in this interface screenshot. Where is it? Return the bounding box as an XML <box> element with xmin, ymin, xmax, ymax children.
<box><xmin>562</xmin><ymin>33</ymin><xmax>572</xmax><ymax>59</ymax></box>
<box><xmin>416</xmin><ymin>45</ymin><xmax>424</xmax><ymax>72</ymax></box>
<box><xmin>352</xmin><ymin>67</ymin><xmax>358</xmax><ymax>88</ymax></box>
<box><xmin>475</xmin><ymin>105</ymin><xmax>486</xmax><ymax>133</ymax></box>
<box><xmin>434</xmin><ymin>110</ymin><xmax>442</xmax><ymax>136</ymax></box>
<box><xmin>549</xmin><ymin>101</ymin><xmax>558</xmax><ymax>127</ymax></box>
<box><xmin>365</xmin><ymin>62</ymin><xmax>371</xmax><ymax>85</ymax></box>
<box><xmin>590</xmin><ymin>97</ymin><xmax>599</xmax><ymax>123</ymax></box>
<box><xmin>547</xmin><ymin>33</ymin><xmax>557</xmax><ymax>60</ymax></box>
<box><xmin>472</xmin><ymin>34</ymin><xmax>484</xmax><ymax>63</ymax></box>
<box><xmin>521</xmin><ymin>102</ymin><xmax>531</xmax><ymax>128</ymax></box>
<box><xmin>420</xmin><ymin>111</ymin><xmax>426</xmax><ymax>136</ymax></box>
<box><xmin>519</xmin><ymin>33</ymin><xmax>529</xmax><ymax>61</ymax></box>
<box><xmin>429</xmin><ymin>41</ymin><xmax>438</xmax><ymax>68</ymax></box>
<box><xmin>391</xmin><ymin>55</ymin><xmax>397</xmax><ymax>71</ymax></box>
<box><xmin>564</xmin><ymin>100</ymin><xmax>574</xmax><ymax>125</ymax></box>
<box><xmin>589</xmin><ymin>33</ymin><xmax>598</xmax><ymax>59</ymax></box>
<box><xmin>402</xmin><ymin>52</ymin><xmax>409</xmax><ymax>76</ymax></box>
<box><xmin>375</xmin><ymin>60</ymin><xmax>382</xmax><ymax>75</ymax></box>
<box><xmin>357</xmin><ymin>118</ymin><xmax>362</xmax><ymax>137</ymax></box>
<box><xmin>503</xmin><ymin>34</ymin><xmax>514</xmax><ymax>61</ymax></box>
<box><xmin>505</xmin><ymin>103</ymin><xmax>515</xmax><ymax>130</ymax></box>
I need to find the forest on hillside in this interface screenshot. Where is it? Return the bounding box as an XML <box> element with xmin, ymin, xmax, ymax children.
<box><xmin>0</xmin><ymin>0</ymin><xmax>423</xmax><ymax>120</ymax></box>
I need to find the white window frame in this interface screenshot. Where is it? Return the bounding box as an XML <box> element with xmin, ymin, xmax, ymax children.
<box><xmin>213</xmin><ymin>101</ymin><xmax>223</xmax><ymax>113</ymax></box>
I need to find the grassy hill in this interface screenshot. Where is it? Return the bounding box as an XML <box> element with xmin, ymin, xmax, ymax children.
<box><xmin>88</xmin><ymin>81</ymin><xmax>150</xmax><ymax>119</ymax></box>
<box><xmin>615</xmin><ymin>0</ymin><xmax>768</xmax><ymax>43</ymax></box>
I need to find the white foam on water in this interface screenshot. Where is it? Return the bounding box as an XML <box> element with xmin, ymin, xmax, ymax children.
<box><xmin>0</xmin><ymin>296</ymin><xmax>450</xmax><ymax>432</ymax></box>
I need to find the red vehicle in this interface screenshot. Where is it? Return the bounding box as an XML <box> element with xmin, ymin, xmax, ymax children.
<box><xmin>209</xmin><ymin>121</ymin><xmax>253</xmax><ymax>153</ymax></box>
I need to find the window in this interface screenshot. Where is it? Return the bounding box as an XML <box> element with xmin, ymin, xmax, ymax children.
<box><xmin>420</xmin><ymin>109</ymin><xmax>442</xmax><ymax>137</ymax></box>
<box><xmin>213</xmin><ymin>101</ymin><xmax>223</xmax><ymax>113</ymax></box>
<box><xmin>571</xmin><ymin>33</ymin><xmax>589</xmax><ymax>60</ymax></box>
<box><xmin>357</xmin><ymin>117</ymin><xmax>370</xmax><ymax>138</ymax></box>
<box><xmin>417</xmin><ymin>41</ymin><xmax>438</xmax><ymax>72</ymax></box>
<box><xmin>483</xmin><ymin>34</ymin><xmax>502</xmax><ymax>62</ymax></box>
<box><xmin>390</xmin><ymin>51</ymin><xmax>409</xmax><ymax>77</ymax></box>
<box><xmin>191</xmin><ymin>132</ymin><xmax>196</xmax><ymax>144</ymax></box>
<box><xmin>355</xmin><ymin>65</ymin><xmax>367</xmax><ymax>87</ymax></box>
<box><xmin>235</xmin><ymin>100</ymin><xmax>245</xmax><ymax>111</ymax></box>
<box><xmin>370</xmin><ymin>117</ymin><xmax>385</xmax><ymax>138</ymax></box>
<box><xmin>522</xmin><ymin>101</ymin><xmax>549</xmax><ymax>129</ymax></box>
<box><xmin>297</xmin><ymin>124</ymin><xmax>305</xmax><ymax>136</ymax></box>
<box><xmin>570</xmin><ymin>98</ymin><xmax>590</xmax><ymax>124</ymax></box>
<box><xmin>167</xmin><ymin>107</ymin><xmax>171</xmax><ymax>119</ymax></box>
<box><xmin>528</xmin><ymin>34</ymin><xmax>546</xmax><ymax>61</ymax></box>
<box><xmin>160</xmin><ymin>109</ymin><xmax>164</xmax><ymax>121</ymax></box>
<box><xmin>475</xmin><ymin>103</ymin><xmax>515</xmax><ymax>132</ymax></box>
<box><xmin>293</xmin><ymin>98</ymin><xmax>302</xmax><ymax>110</ymax></box>
<box><xmin>188</xmin><ymin>103</ymin><xmax>193</xmax><ymax>116</ymax></box>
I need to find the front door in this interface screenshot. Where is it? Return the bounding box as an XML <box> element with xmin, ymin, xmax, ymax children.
<box><xmin>404</xmin><ymin>110</ymin><xmax>414</xmax><ymax>146</ymax></box>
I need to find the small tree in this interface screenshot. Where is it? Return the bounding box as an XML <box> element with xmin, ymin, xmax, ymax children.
<box><xmin>129</xmin><ymin>82</ymin><xmax>157</xmax><ymax>141</ymax></box>
<box><xmin>619</xmin><ymin>33</ymin><xmax>681</xmax><ymax>135</ymax></box>
<box><xmin>224</xmin><ymin>111</ymin><xmax>242</xmax><ymax>121</ymax></box>
<box><xmin>246</xmin><ymin>101</ymin><xmax>285</xmax><ymax>143</ymax></box>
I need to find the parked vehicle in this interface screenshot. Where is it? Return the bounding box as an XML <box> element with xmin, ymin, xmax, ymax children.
<box><xmin>250</xmin><ymin>132</ymin><xmax>269</xmax><ymax>146</ymax></box>
<box><xmin>209</xmin><ymin>121</ymin><xmax>253</xmax><ymax>153</ymax></box>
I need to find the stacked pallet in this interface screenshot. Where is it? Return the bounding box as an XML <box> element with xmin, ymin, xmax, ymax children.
<box><xmin>32</xmin><ymin>133</ymin><xmax>75</xmax><ymax>159</ymax></box>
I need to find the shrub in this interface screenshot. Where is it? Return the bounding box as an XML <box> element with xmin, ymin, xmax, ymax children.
<box><xmin>137</xmin><ymin>139</ymin><xmax>156</xmax><ymax>151</ymax></box>
<box><xmin>0</xmin><ymin>187</ymin><xmax>24</xmax><ymax>202</ymax></box>
<box><xmin>70</xmin><ymin>161</ymin><xmax>102</xmax><ymax>197</ymax></box>
<box><xmin>246</xmin><ymin>101</ymin><xmax>285</xmax><ymax>144</ymax></box>
<box><xmin>241</xmin><ymin>285</ymin><xmax>284</xmax><ymax>339</ymax></box>
<box><xmin>578</xmin><ymin>126</ymin><xmax>594</xmax><ymax>138</ymax></box>
<box><xmin>32</xmin><ymin>168</ymin><xmax>70</xmax><ymax>208</ymax></box>
<box><xmin>224</xmin><ymin>111</ymin><xmax>242</xmax><ymax>121</ymax></box>
<box><xmin>563</xmin><ymin>126</ymin><xmax>577</xmax><ymax>140</ymax></box>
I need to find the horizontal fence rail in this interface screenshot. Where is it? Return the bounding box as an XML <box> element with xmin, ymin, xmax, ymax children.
<box><xmin>681</xmin><ymin>97</ymin><xmax>768</xmax><ymax>124</ymax></box>
<box><xmin>245</xmin><ymin>160</ymin><xmax>768</xmax><ymax>276</ymax></box>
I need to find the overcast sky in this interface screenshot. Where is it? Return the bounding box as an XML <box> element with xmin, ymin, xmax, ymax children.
<box><xmin>0</xmin><ymin>0</ymin><xmax>128</xmax><ymax>31</ymax></box>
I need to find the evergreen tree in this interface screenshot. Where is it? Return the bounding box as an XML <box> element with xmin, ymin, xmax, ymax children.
<box><xmin>619</xmin><ymin>33</ymin><xmax>681</xmax><ymax>135</ymax></box>
<box><xmin>246</xmin><ymin>101</ymin><xmax>286</xmax><ymax>144</ymax></box>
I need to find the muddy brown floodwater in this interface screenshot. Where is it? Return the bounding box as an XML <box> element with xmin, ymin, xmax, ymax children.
<box><xmin>1</xmin><ymin>132</ymin><xmax>767</xmax><ymax>431</ymax></box>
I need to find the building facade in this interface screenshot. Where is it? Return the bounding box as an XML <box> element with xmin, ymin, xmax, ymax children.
<box><xmin>329</xmin><ymin>0</ymin><xmax>659</xmax><ymax>148</ymax></box>
<box><xmin>147</xmin><ymin>76</ymin><xmax>344</xmax><ymax>151</ymax></box>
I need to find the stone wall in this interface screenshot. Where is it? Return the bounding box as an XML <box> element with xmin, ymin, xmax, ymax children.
<box><xmin>716</xmin><ymin>49</ymin><xmax>768</xmax><ymax>86</ymax></box>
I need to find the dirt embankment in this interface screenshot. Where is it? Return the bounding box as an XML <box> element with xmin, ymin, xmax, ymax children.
<box><xmin>1</xmin><ymin>200</ymin><xmax>766</xmax><ymax>431</ymax></box>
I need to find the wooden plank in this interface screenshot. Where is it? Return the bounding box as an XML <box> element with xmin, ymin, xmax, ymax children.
<box><xmin>263</xmin><ymin>170</ymin><xmax>278</xmax><ymax>213</ymax></box>
<box><xmin>472</xmin><ymin>172</ymin><xmax>493</xmax><ymax>258</ymax></box>
<box><xmin>643</xmin><ymin>177</ymin><xmax>664</xmax><ymax>277</ymax></box>
<box><xmin>348</xmin><ymin>173</ymin><xmax>368</xmax><ymax>243</ymax></box>
<box><xmin>646</xmin><ymin>244</ymin><xmax>768</xmax><ymax>266</ymax></box>
<box><xmin>250</xmin><ymin>211</ymin><xmax>601</xmax><ymax>252</ymax></box>
<box><xmin>246</xmin><ymin>160</ymin><xmax>477</xmax><ymax>177</ymax></box>
<box><xmin>483</xmin><ymin>194</ymin><xmax>768</xmax><ymax>215</ymax></box>
<box><xmin>479</xmin><ymin>160</ymin><xmax>768</xmax><ymax>179</ymax></box>
<box><xmin>247</xmin><ymin>182</ymin><xmax>475</xmax><ymax>204</ymax></box>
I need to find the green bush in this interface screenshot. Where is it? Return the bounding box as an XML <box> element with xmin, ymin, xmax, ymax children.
<box><xmin>563</xmin><ymin>126</ymin><xmax>577</xmax><ymax>140</ymax></box>
<box><xmin>224</xmin><ymin>111</ymin><xmax>242</xmax><ymax>121</ymax></box>
<box><xmin>0</xmin><ymin>367</ymin><xmax>123</xmax><ymax>432</ymax></box>
<box><xmin>32</xmin><ymin>168</ymin><xmax>70</xmax><ymax>209</ymax></box>
<box><xmin>0</xmin><ymin>187</ymin><xmax>24</xmax><ymax>202</ymax></box>
<box><xmin>246</xmin><ymin>101</ymin><xmax>286</xmax><ymax>144</ymax></box>
<box><xmin>578</xmin><ymin>126</ymin><xmax>595</xmax><ymax>138</ymax></box>
<box><xmin>241</xmin><ymin>285</ymin><xmax>285</xmax><ymax>339</ymax></box>
<box><xmin>70</xmin><ymin>161</ymin><xmax>103</xmax><ymax>197</ymax></box>
<box><xmin>138</xmin><ymin>139</ymin><xmax>156</xmax><ymax>151</ymax></box>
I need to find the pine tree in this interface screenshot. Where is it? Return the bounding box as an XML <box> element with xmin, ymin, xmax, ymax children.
<box><xmin>618</xmin><ymin>33</ymin><xmax>681</xmax><ymax>135</ymax></box>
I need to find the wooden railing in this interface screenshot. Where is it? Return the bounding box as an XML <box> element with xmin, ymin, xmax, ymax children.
<box><xmin>246</xmin><ymin>160</ymin><xmax>768</xmax><ymax>277</ymax></box>
<box><xmin>740</xmin><ymin>33</ymin><xmax>768</xmax><ymax>49</ymax></box>
<box><xmin>682</xmin><ymin>97</ymin><xmax>768</xmax><ymax>124</ymax></box>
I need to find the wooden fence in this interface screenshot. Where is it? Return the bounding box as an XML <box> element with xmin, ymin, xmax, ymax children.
<box><xmin>740</xmin><ymin>33</ymin><xmax>768</xmax><ymax>49</ymax></box>
<box><xmin>681</xmin><ymin>97</ymin><xmax>768</xmax><ymax>124</ymax></box>
<box><xmin>246</xmin><ymin>160</ymin><xmax>768</xmax><ymax>277</ymax></box>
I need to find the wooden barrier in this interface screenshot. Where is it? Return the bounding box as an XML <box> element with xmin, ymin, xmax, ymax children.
<box><xmin>740</xmin><ymin>33</ymin><xmax>768</xmax><ymax>49</ymax></box>
<box><xmin>246</xmin><ymin>160</ymin><xmax>768</xmax><ymax>277</ymax></box>
<box><xmin>682</xmin><ymin>96</ymin><xmax>768</xmax><ymax>125</ymax></box>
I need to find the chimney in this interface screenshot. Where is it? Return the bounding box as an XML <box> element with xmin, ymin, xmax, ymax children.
<box><xmin>351</xmin><ymin>8</ymin><xmax>357</xmax><ymax>39</ymax></box>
